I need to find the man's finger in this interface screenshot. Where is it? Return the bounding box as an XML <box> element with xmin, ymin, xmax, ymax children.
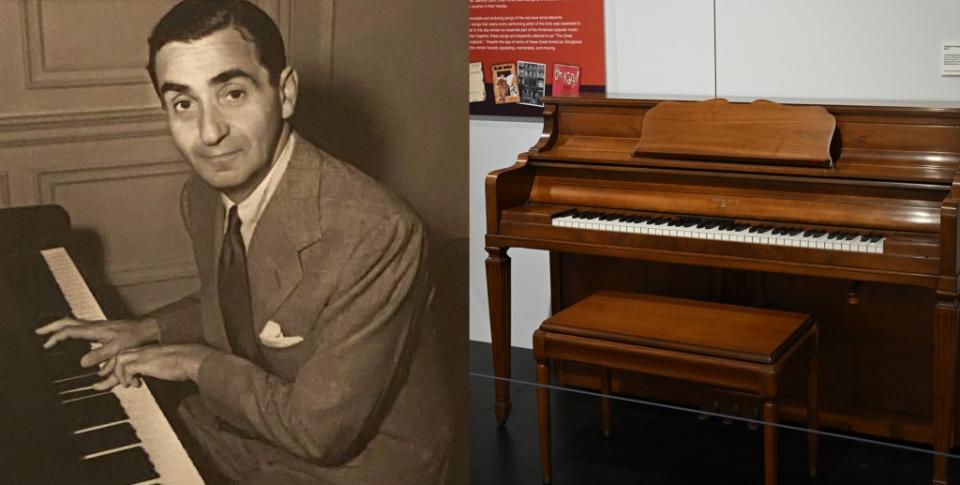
<box><xmin>35</xmin><ymin>317</ymin><xmax>82</xmax><ymax>335</ymax></box>
<box><xmin>92</xmin><ymin>375</ymin><xmax>119</xmax><ymax>391</ymax></box>
<box><xmin>41</xmin><ymin>325</ymin><xmax>106</xmax><ymax>349</ymax></box>
<box><xmin>98</xmin><ymin>357</ymin><xmax>117</xmax><ymax>377</ymax></box>
<box><xmin>114</xmin><ymin>352</ymin><xmax>140</xmax><ymax>387</ymax></box>
<box><xmin>81</xmin><ymin>343</ymin><xmax>117</xmax><ymax>368</ymax></box>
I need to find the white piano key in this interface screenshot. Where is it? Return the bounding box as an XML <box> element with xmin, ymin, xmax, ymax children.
<box><xmin>552</xmin><ymin>213</ymin><xmax>885</xmax><ymax>254</ymax></box>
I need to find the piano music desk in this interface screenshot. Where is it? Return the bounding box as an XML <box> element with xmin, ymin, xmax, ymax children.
<box><xmin>533</xmin><ymin>291</ymin><xmax>819</xmax><ymax>485</ymax></box>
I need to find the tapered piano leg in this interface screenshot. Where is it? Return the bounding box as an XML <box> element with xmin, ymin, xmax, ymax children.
<box><xmin>932</xmin><ymin>297</ymin><xmax>958</xmax><ymax>485</ymax></box>
<box><xmin>486</xmin><ymin>246</ymin><xmax>512</xmax><ymax>424</ymax></box>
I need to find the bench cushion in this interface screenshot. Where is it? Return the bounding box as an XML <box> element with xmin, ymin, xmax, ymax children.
<box><xmin>541</xmin><ymin>291</ymin><xmax>813</xmax><ymax>364</ymax></box>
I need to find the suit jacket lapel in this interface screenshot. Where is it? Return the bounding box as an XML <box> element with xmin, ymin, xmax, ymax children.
<box><xmin>246</xmin><ymin>136</ymin><xmax>323</xmax><ymax>336</ymax></box>
<box><xmin>186</xmin><ymin>179</ymin><xmax>232</xmax><ymax>351</ymax></box>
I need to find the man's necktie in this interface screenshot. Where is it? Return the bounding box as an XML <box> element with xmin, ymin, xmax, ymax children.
<box><xmin>218</xmin><ymin>206</ymin><xmax>263</xmax><ymax>364</ymax></box>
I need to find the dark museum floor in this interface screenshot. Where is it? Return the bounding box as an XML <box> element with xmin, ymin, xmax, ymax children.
<box><xmin>469</xmin><ymin>341</ymin><xmax>960</xmax><ymax>485</ymax></box>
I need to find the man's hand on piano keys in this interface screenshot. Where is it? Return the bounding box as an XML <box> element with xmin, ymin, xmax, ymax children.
<box><xmin>92</xmin><ymin>344</ymin><xmax>217</xmax><ymax>390</ymax></box>
<box><xmin>35</xmin><ymin>316</ymin><xmax>161</xmax><ymax>368</ymax></box>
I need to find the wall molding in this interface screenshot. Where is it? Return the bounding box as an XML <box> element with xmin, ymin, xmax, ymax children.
<box><xmin>21</xmin><ymin>0</ymin><xmax>152</xmax><ymax>89</ymax></box>
<box><xmin>109</xmin><ymin>260</ymin><xmax>198</xmax><ymax>288</ymax></box>
<box><xmin>0</xmin><ymin>172</ymin><xmax>9</xmax><ymax>207</ymax></box>
<box><xmin>36</xmin><ymin>159</ymin><xmax>189</xmax><ymax>205</ymax></box>
<box><xmin>36</xmin><ymin>160</ymin><xmax>196</xmax><ymax>288</ymax></box>
<box><xmin>0</xmin><ymin>106</ymin><xmax>168</xmax><ymax>148</ymax></box>
<box><xmin>0</xmin><ymin>106</ymin><xmax>164</xmax><ymax>131</ymax></box>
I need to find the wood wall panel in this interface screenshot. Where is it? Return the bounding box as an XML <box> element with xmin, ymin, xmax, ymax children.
<box><xmin>1</xmin><ymin>0</ymin><xmax>297</xmax><ymax>118</ymax></box>
<box><xmin>22</xmin><ymin>0</ymin><xmax>177</xmax><ymax>88</ymax></box>
<box><xmin>37</xmin><ymin>161</ymin><xmax>196</xmax><ymax>288</ymax></box>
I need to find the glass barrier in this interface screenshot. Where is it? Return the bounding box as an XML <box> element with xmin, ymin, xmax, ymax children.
<box><xmin>469</xmin><ymin>341</ymin><xmax>960</xmax><ymax>485</ymax></box>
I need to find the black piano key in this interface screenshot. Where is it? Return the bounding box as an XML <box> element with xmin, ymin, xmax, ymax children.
<box><xmin>827</xmin><ymin>232</ymin><xmax>839</xmax><ymax>239</ymax></box>
<box><xmin>652</xmin><ymin>217</ymin><xmax>668</xmax><ymax>225</ymax></box>
<box><xmin>718</xmin><ymin>222</ymin><xmax>733</xmax><ymax>231</ymax></box>
<box><xmin>64</xmin><ymin>392</ymin><xmax>127</xmax><ymax>431</ymax></box>
<box><xmin>771</xmin><ymin>227</ymin><xmax>783</xmax><ymax>235</ymax></box>
<box><xmin>702</xmin><ymin>222</ymin><xmax>720</xmax><ymax>229</ymax></box>
<box><xmin>870</xmin><ymin>235</ymin><xmax>883</xmax><ymax>242</ymax></box>
<box><xmin>81</xmin><ymin>446</ymin><xmax>159</xmax><ymax>485</ymax></box>
<box><xmin>755</xmin><ymin>227</ymin><xmax>772</xmax><ymax>234</ymax></box>
<box><xmin>54</xmin><ymin>372</ymin><xmax>103</xmax><ymax>394</ymax></box>
<box><xmin>74</xmin><ymin>422</ymin><xmax>140</xmax><ymax>458</ymax></box>
<box><xmin>845</xmin><ymin>233</ymin><xmax>859</xmax><ymax>240</ymax></box>
<box><xmin>43</xmin><ymin>347</ymin><xmax>89</xmax><ymax>381</ymax></box>
<box><xmin>789</xmin><ymin>228</ymin><xmax>803</xmax><ymax>236</ymax></box>
<box><xmin>62</xmin><ymin>387</ymin><xmax>113</xmax><ymax>402</ymax></box>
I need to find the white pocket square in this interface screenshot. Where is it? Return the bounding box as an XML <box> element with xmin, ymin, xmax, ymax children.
<box><xmin>259</xmin><ymin>320</ymin><xmax>304</xmax><ymax>349</ymax></box>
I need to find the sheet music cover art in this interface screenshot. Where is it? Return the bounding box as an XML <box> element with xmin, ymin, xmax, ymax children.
<box><xmin>469</xmin><ymin>61</ymin><xmax>486</xmax><ymax>103</ymax></box>
<box><xmin>552</xmin><ymin>63</ymin><xmax>581</xmax><ymax>97</ymax></box>
<box><xmin>517</xmin><ymin>61</ymin><xmax>546</xmax><ymax>107</ymax></box>
<box><xmin>491</xmin><ymin>62</ymin><xmax>520</xmax><ymax>104</ymax></box>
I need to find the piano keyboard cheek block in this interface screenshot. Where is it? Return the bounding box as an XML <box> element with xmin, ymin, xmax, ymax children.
<box><xmin>485</xmin><ymin>96</ymin><xmax>960</xmax><ymax>484</ymax></box>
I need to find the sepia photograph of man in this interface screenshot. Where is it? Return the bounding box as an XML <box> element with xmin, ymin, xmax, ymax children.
<box><xmin>0</xmin><ymin>0</ymin><xmax>467</xmax><ymax>483</ymax></box>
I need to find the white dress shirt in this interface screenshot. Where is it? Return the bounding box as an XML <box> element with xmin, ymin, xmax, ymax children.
<box><xmin>221</xmin><ymin>131</ymin><xmax>296</xmax><ymax>249</ymax></box>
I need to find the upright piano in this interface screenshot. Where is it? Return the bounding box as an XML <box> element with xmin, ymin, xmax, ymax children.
<box><xmin>484</xmin><ymin>95</ymin><xmax>960</xmax><ymax>484</ymax></box>
<box><xmin>0</xmin><ymin>205</ymin><xmax>204</xmax><ymax>484</ymax></box>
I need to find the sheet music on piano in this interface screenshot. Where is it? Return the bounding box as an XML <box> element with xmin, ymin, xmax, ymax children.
<box><xmin>39</xmin><ymin>247</ymin><xmax>204</xmax><ymax>485</ymax></box>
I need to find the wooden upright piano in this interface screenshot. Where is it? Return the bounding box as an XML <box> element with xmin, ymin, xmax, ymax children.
<box><xmin>484</xmin><ymin>95</ymin><xmax>960</xmax><ymax>484</ymax></box>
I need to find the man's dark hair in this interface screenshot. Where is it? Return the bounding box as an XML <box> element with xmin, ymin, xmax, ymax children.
<box><xmin>146</xmin><ymin>0</ymin><xmax>287</xmax><ymax>94</ymax></box>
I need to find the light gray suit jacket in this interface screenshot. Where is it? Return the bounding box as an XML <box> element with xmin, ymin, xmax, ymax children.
<box><xmin>154</xmin><ymin>135</ymin><xmax>451</xmax><ymax>484</ymax></box>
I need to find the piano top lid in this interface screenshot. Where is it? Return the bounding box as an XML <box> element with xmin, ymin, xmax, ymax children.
<box><xmin>543</xmin><ymin>92</ymin><xmax>960</xmax><ymax>111</ymax></box>
<box><xmin>631</xmin><ymin>98</ymin><xmax>836</xmax><ymax>168</ymax></box>
<box><xmin>526</xmin><ymin>95</ymin><xmax>960</xmax><ymax>186</ymax></box>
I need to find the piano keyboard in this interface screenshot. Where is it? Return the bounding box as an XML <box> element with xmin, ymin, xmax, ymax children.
<box><xmin>552</xmin><ymin>210</ymin><xmax>886</xmax><ymax>254</ymax></box>
<box><xmin>39</xmin><ymin>247</ymin><xmax>204</xmax><ymax>485</ymax></box>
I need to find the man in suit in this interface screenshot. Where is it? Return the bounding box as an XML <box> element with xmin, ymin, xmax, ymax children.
<box><xmin>36</xmin><ymin>1</ymin><xmax>451</xmax><ymax>483</ymax></box>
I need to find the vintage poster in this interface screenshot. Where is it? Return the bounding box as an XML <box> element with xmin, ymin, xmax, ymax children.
<box><xmin>552</xmin><ymin>63</ymin><xmax>580</xmax><ymax>97</ymax></box>
<box><xmin>469</xmin><ymin>61</ymin><xmax>486</xmax><ymax>102</ymax></box>
<box><xmin>491</xmin><ymin>62</ymin><xmax>519</xmax><ymax>104</ymax></box>
<box><xmin>518</xmin><ymin>61</ymin><xmax>546</xmax><ymax>106</ymax></box>
<box><xmin>469</xmin><ymin>0</ymin><xmax>605</xmax><ymax>115</ymax></box>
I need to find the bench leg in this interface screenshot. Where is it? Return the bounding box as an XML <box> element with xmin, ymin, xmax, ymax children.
<box><xmin>601</xmin><ymin>368</ymin><xmax>611</xmax><ymax>438</ymax></box>
<box><xmin>807</xmin><ymin>350</ymin><xmax>819</xmax><ymax>478</ymax></box>
<box><xmin>537</xmin><ymin>361</ymin><xmax>552</xmax><ymax>484</ymax></box>
<box><xmin>763</xmin><ymin>400</ymin><xmax>779</xmax><ymax>485</ymax></box>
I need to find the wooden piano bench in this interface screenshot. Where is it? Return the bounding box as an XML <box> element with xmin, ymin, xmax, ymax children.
<box><xmin>532</xmin><ymin>290</ymin><xmax>819</xmax><ymax>485</ymax></box>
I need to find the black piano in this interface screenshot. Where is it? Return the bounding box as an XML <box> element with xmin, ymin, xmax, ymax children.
<box><xmin>0</xmin><ymin>205</ymin><xmax>205</xmax><ymax>484</ymax></box>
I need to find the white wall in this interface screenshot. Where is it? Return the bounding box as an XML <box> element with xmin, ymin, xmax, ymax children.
<box><xmin>470</xmin><ymin>0</ymin><xmax>960</xmax><ymax>348</ymax></box>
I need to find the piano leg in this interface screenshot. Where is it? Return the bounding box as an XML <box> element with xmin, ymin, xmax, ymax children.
<box><xmin>486</xmin><ymin>246</ymin><xmax>512</xmax><ymax>424</ymax></box>
<box><xmin>932</xmin><ymin>296</ymin><xmax>958</xmax><ymax>485</ymax></box>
